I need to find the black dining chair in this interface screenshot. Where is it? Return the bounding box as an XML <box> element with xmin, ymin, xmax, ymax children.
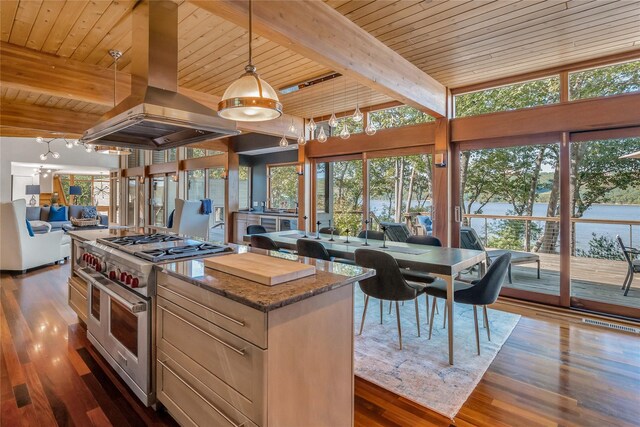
<box><xmin>397</xmin><ymin>234</ymin><xmax>444</xmax><ymax>322</ymax></box>
<box><xmin>319</xmin><ymin>227</ymin><xmax>341</xmax><ymax>235</ymax></box>
<box><xmin>357</xmin><ymin>230</ymin><xmax>385</xmax><ymax>240</ymax></box>
<box><xmin>250</xmin><ymin>235</ymin><xmax>282</xmax><ymax>251</ymax></box>
<box><xmin>246</xmin><ymin>224</ymin><xmax>267</xmax><ymax>235</ymax></box>
<box><xmin>425</xmin><ymin>253</ymin><xmax>511</xmax><ymax>355</ymax></box>
<box><xmin>355</xmin><ymin>248</ymin><xmax>426</xmax><ymax>349</ymax></box>
<box><xmin>296</xmin><ymin>239</ymin><xmax>354</xmax><ymax>265</ymax></box>
<box><xmin>406</xmin><ymin>235</ymin><xmax>442</xmax><ymax>247</ymax></box>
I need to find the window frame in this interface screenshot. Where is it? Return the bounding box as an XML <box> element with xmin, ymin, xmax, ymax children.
<box><xmin>266</xmin><ymin>162</ymin><xmax>299</xmax><ymax>210</ymax></box>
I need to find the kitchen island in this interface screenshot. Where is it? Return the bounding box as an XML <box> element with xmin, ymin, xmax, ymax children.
<box><xmin>154</xmin><ymin>246</ymin><xmax>373</xmax><ymax>427</ymax></box>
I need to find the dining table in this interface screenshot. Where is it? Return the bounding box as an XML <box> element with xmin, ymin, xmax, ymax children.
<box><xmin>243</xmin><ymin>230</ymin><xmax>487</xmax><ymax>365</ymax></box>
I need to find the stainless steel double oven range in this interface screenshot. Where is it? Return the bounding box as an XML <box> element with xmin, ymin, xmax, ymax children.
<box><xmin>76</xmin><ymin>233</ymin><xmax>231</xmax><ymax>406</ymax></box>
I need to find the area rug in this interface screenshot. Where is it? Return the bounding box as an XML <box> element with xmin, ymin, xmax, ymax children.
<box><xmin>353</xmin><ymin>289</ymin><xmax>520</xmax><ymax>419</ymax></box>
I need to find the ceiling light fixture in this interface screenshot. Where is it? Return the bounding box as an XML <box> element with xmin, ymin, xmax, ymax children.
<box><xmin>353</xmin><ymin>85</ymin><xmax>363</xmax><ymax>122</ymax></box>
<box><xmin>218</xmin><ymin>0</ymin><xmax>282</xmax><ymax>122</ymax></box>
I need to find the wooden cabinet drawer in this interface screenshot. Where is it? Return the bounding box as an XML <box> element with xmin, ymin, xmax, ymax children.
<box><xmin>68</xmin><ymin>281</ymin><xmax>87</xmax><ymax>323</ymax></box>
<box><xmin>157</xmin><ymin>352</ymin><xmax>258</xmax><ymax>427</ymax></box>
<box><xmin>157</xmin><ymin>297</ymin><xmax>266</xmax><ymax>410</ymax></box>
<box><xmin>156</xmin><ymin>272</ymin><xmax>266</xmax><ymax>348</ymax></box>
<box><xmin>69</xmin><ymin>275</ymin><xmax>88</xmax><ymax>298</ymax></box>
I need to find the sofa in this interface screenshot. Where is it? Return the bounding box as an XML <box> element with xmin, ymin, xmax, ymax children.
<box><xmin>1</xmin><ymin>199</ymin><xmax>69</xmax><ymax>272</ymax></box>
<box><xmin>26</xmin><ymin>205</ymin><xmax>108</xmax><ymax>232</ymax></box>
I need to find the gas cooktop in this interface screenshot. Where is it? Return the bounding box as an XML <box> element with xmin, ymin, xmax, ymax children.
<box><xmin>134</xmin><ymin>242</ymin><xmax>232</xmax><ymax>262</ymax></box>
<box><xmin>99</xmin><ymin>233</ymin><xmax>182</xmax><ymax>247</ymax></box>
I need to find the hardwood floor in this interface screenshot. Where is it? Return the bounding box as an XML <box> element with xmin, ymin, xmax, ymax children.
<box><xmin>1</xmin><ymin>263</ymin><xmax>639</xmax><ymax>427</ymax></box>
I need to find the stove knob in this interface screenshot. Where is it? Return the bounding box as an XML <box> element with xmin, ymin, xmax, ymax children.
<box><xmin>119</xmin><ymin>272</ymin><xmax>126</xmax><ymax>282</ymax></box>
<box><xmin>109</xmin><ymin>271</ymin><xmax>116</xmax><ymax>280</ymax></box>
<box><xmin>82</xmin><ymin>254</ymin><xmax>87</xmax><ymax>262</ymax></box>
<box><xmin>125</xmin><ymin>275</ymin><xmax>132</xmax><ymax>285</ymax></box>
<box><xmin>95</xmin><ymin>262</ymin><xmax>102</xmax><ymax>272</ymax></box>
<box><xmin>131</xmin><ymin>278</ymin><xmax>139</xmax><ymax>288</ymax></box>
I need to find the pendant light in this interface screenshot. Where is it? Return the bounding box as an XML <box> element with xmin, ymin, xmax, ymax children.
<box><xmin>279</xmin><ymin>135</ymin><xmax>289</xmax><ymax>147</ymax></box>
<box><xmin>317</xmin><ymin>127</ymin><xmax>328</xmax><ymax>143</ymax></box>
<box><xmin>328</xmin><ymin>79</ymin><xmax>338</xmax><ymax>128</ymax></box>
<box><xmin>353</xmin><ymin>85</ymin><xmax>363</xmax><ymax>122</ymax></box>
<box><xmin>339</xmin><ymin>119</ymin><xmax>350</xmax><ymax>140</ymax></box>
<box><xmin>364</xmin><ymin>89</ymin><xmax>377</xmax><ymax>135</ymax></box>
<box><xmin>288</xmin><ymin>118</ymin><xmax>296</xmax><ymax>134</ymax></box>
<box><xmin>218</xmin><ymin>0</ymin><xmax>282</xmax><ymax>121</ymax></box>
<box><xmin>297</xmin><ymin>133</ymin><xmax>306</xmax><ymax>146</ymax></box>
<box><xmin>298</xmin><ymin>84</ymin><xmax>307</xmax><ymax>145</ymax></box>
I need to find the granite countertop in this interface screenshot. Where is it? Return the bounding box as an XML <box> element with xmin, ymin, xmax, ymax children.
<box><xmin>155</xmin><ymin>245</ymin><xmax>374</xmax><ymax>312</ymax></box>
<box><xmin>236</xmin><ymin>210</ymin><xmax>298</xmax><ymax>218</ymax></box>
<box><xmin>66</xmin><ymin>227</ymin><xmax>141</xmax><ymax>242</ymax></box>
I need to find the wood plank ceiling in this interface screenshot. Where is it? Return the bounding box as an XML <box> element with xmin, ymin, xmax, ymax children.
<box><xmin>1</xmin><ymin>0</ymin><xmax>638</xmax><ymax>126</ymax></box>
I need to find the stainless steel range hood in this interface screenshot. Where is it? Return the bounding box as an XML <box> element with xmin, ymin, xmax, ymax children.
<box><xmin>82</xmin><ymin>1</ymin><xmax>239</xmax><ymax>150</ymax></box>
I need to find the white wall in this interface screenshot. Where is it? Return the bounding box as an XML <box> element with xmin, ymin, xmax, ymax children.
<box><xmin>0</xmin><ymin>137</ymin><xmax>119</xmax><ymax>203</ymax></box>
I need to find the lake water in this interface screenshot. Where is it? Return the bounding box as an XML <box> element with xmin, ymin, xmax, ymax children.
<box><xmin>370</xmin><ymin>200</ymin><xmax>640</xmax><ymax>250</ymax></box>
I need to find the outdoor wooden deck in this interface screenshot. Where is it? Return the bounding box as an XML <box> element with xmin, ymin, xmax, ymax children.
<box><xmin>498</xmin><ymin>252</ymin><xmax>639</xmax><ymax>309</ymax></box>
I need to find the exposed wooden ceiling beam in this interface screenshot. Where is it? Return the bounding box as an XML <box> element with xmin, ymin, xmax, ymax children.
<box><xmin>189</xmin><ymin>0</ymin><xmax>447</xmax><ymax>118</ymax></box>
<box><xmin>0</xmin><ymin>41</ymin><xmax>304</xmax><ymax>137</ymax></box>
<box><xmin>0</xmin><ymin>102</ymin><xmax>96</xmax><ymax>136</ymax></box>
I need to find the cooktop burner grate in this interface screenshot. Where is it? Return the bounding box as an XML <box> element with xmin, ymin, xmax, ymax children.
<box><xmin>101</xmin><ymin>233</ymin><xmax>183</xmax><ymax>247</ymax></box>
<box><xmin>134</xmin><ymin>243</ymin><xmax>232</xmax><ymax>262</ymax></box>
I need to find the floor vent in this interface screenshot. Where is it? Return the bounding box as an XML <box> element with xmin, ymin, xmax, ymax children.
<box><xmin>582</xmin><ymin>318</ymin><xmax>640</xmax><ymax>334</ymax></box>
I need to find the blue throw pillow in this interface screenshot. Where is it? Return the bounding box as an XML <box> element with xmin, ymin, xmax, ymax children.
<box><xmin>25</xmin><ymin>219</ymin><xmax>34</xmax><ymax>237</ymax></box>
<box><xmin>81</xmin><ymin>206</ymin><xmax>97</xmax><ymax>219</ymax></box>
<box><xmin>48</xmin><ymin>205</ymin><xmax>66</xmax><ymax>222</ymax></box>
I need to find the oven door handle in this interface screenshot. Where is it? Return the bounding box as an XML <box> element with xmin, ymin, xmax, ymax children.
<box><xmin>78</xmin><ymin>268</ymin><xmax>147</xmax><ymax>314</ymax></box>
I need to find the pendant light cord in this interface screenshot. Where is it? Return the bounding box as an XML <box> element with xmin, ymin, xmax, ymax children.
<box><xmin>248</xmin><ymin>0</ymin><xmax>253</xmax><ymax>66</ymax></box>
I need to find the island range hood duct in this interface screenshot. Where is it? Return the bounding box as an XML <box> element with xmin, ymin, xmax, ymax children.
<box><xmin>82</xmin><ymin>1</ymin><xmax>239</xmax><ymax>150</ymax></box>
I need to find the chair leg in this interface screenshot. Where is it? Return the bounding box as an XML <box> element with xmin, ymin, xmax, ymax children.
<box><xmin>428</xmin><ymin>297</ymin><xmax>437</xmax><ymax>340</ymax></box>
<box><xmin>425</xmin><ymin>294</ymin><xmax>429</xmax><ymax>325</ymax></box>
<box><xmin>622</xmin><ymin>269</ymin><xmax>631</xmax><ymax>289</ymax></box>
<box><xmin>388</xmin><ymin>300</ymin><xmax>392</xmax><ymax>315</ymax></box>
<box><xmin>624</xmin><ymin>272</ymin><xmax>634</xmax><ymax>296</ymax></box>
<box><xmin>483</xmin><ymin>305</ymin><xmax>491</xmax><ymax>341</ymax></box>
<box><xmin>537</xmin><ymin>259</ymin><xmax>541</xmax><ymax>279</ymax></box>
<box><xmin>442</xmin><ymin>302</ymin><xmax>447</xmax><ymax>329</ymax></box>
<box><xmin>359</xmin><ymin>295</ymin><xmax>369</xmax><ymax>335</ymax></box>
<box><xmin>414</xmin><ymin>298</ymin><xmax>421</xmax><ymax>337</ymax></box>
<box><xmin>473</xmin><ymin>305</ymin><xmax>480</xmax><ymax>355</ymax></box>
<box><xmin>395</xmin><ymin>301</ymin><xmax>403</xmax><ymax>350</ymax></box>
<box><xmin>379</xmin><ymin>299</ymin><xmax>383</xmax><ymax>324</ymax></box>
<box><xmin>508</xmin><ymin>264</ymin><xmax>513</xmax><ymax>284</ymax></box>
<box><xmin>435</xmin><ymin>299</ymin><xmax>439</xmax><ymax>314</ymax></box>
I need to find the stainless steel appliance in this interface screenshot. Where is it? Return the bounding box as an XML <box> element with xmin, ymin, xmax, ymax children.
<box><xmin>78</xmin><ymin>233</ymin><xmax>231</xmax><ymax>406</ymax></box>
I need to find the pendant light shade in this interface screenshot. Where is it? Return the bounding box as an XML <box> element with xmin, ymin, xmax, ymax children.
<box><xmin>317</xmin><ymin>127</ymin><xmax>328</xmax><ymax>143</ymax></box>
<box><xmin>217</xmin><ymin>0</ymin><xmax>282</xmax><ymax>122</ymax></box>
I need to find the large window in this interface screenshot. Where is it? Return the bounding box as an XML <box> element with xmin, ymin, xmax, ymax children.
<box><xmin>569</xmin><ymin>60</ymin><xmax>640</xmax><ymax>101</ymax></box>
<box><xmin>127</xmin><ymin>149</ymin><xmax>145</xmax><ymax>167</ymax></box>
<box><xmin>239</xmin><ymin>166</ymin><xmax>250</xmax><ymax>210</ymax></box>
<box><xmin>59</xmin><ymin>174</ymin><xmax>109</xmax><ymax>207</ymax></box>
<box><xmin>460</xmin><ymin>143</ymin><xmax>561</xmax><ymax>297</ymax></box>
<box><xmin>569</xmin><ymin>137</ymin><xmax>640</xmax><ymax>311</ymax></box>
<box><xmin>151</xmin><ymin>175</ymin><xmax>178</xmax><ymax>227</ymax></box>
<box><xmin>316</xmin><ymin>158</ymin><xmax>364</xmax><ymax>234</ymax></box>
<box><xmin>152</xmin><ymin>149</ymin><xmax>177</xmax><ymax>164</ymax></box>
<box><xmin>186</xmin><ymin>170</ymin><xmax>205</xmax><ymax>201</ymax></box>
<box><xmin>186</xmin><ymin>148</ymin><xmax>223</xmax><ymax>159</ymax></box>
<box><xmin>267</xmin><ymin>163</ymin><xmax>298</xmax><ymax>210</ymax></box>
<box><xmin>454</xmin><ymin>76</ymin><xmax>560</xmax><ymax>118</ymax></box>
<box><xmin>368</xmin><ymin>105</ymin><xmax>433</xmax><ymax>130</ymax></box>
<box><xmin>368</xmin><ymin>154</ymin><xmax>433</xmax><ymax>229</ymax></box>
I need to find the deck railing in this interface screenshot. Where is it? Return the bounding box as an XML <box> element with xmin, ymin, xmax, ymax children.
<box><xmin>463</xmin><ymin>213</ymin><xmax>640</xmax><ymax>252</ymax></box>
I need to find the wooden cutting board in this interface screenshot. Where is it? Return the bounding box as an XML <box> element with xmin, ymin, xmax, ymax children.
<box><xmin>203</xmin><ymin>252</ymin><xmax>316</xmax><ymax>286</ymax></box>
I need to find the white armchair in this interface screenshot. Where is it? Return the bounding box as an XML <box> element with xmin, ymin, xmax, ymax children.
<box><xmin>0</xmin><ymin>199</ymin><xmax>65</xmax><ymax>273</ymax></box>
<box><xmin>169</xmin><ymin>199</ymin><xmax>210</xmax><ymax>241</ymax></box>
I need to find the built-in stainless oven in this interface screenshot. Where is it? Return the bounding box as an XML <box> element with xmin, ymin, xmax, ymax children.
<box><xmin>78</xmin><ymin>267</ymin><xmax>153</xmax><ymax>405</ymax></box>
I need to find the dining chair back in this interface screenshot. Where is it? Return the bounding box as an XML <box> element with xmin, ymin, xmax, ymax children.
<box><xmin>355</xmin><ymin>249</ymin><xmax>418</xmax><ymax>302</ymax></box>
<box><xmin>319</xmin><ymin>227</ymin><xmax>341</xmax><ymax>235</ymax></box>
<box><xmin>250</xmin><ymin>235</ymin><xmax>280</xmax><ymax>251</ymax></box>
<box><xmin>357</xmin><ymin>230</ymin><xmax>385</xmax><ymax>240</ymax></box>
<box><xmin>296</xmin><ymin>239</ymin><xmax>331</xmax><ymax>260</ymax></box>
<box><xmin>247</xmin><ymin>224</ymin><xmax>267</xmax><ymax>235</ymax></box>
<box><xmin>406</xmin><ymin>235</ymin><xmax>442</xmax><ymax>247</ymax></box>
<box><xmin>454</xmin><ymin>253</ymin><xmax>511</xmax><ymax>306</ymax></box>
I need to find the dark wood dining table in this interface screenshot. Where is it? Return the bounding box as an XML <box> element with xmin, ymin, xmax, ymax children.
<box><xmin>244</xmin><ymin>230</ymin><xmax>487</xmax><ymax>365</ymax></box>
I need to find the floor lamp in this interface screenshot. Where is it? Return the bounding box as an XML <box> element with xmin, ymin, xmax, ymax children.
<box><xmin>69</xmin><ymin>185</ymin><xmax>82</xmax><ymax>205</ymax></box>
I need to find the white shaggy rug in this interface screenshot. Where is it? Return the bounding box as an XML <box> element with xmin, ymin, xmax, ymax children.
<box><xmin>353</xmin><ymin>289</ymin><xmax>520</xmax><ymax>419</ymax></box>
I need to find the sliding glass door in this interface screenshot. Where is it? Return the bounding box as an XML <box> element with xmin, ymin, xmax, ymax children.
<box><xmin>569</xmin><ymin>135</ymin><xmax>640</xmax><ymax>317</ymax></box>
<box><xmin>457</xmin><ymin>142</ymin><xmax>562</xmax><ymax>304</ymax></box>
<box><xmin>316</xmin><ymin>158</ymin><xmax>364</xmax><ymax>235</ymax></box>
